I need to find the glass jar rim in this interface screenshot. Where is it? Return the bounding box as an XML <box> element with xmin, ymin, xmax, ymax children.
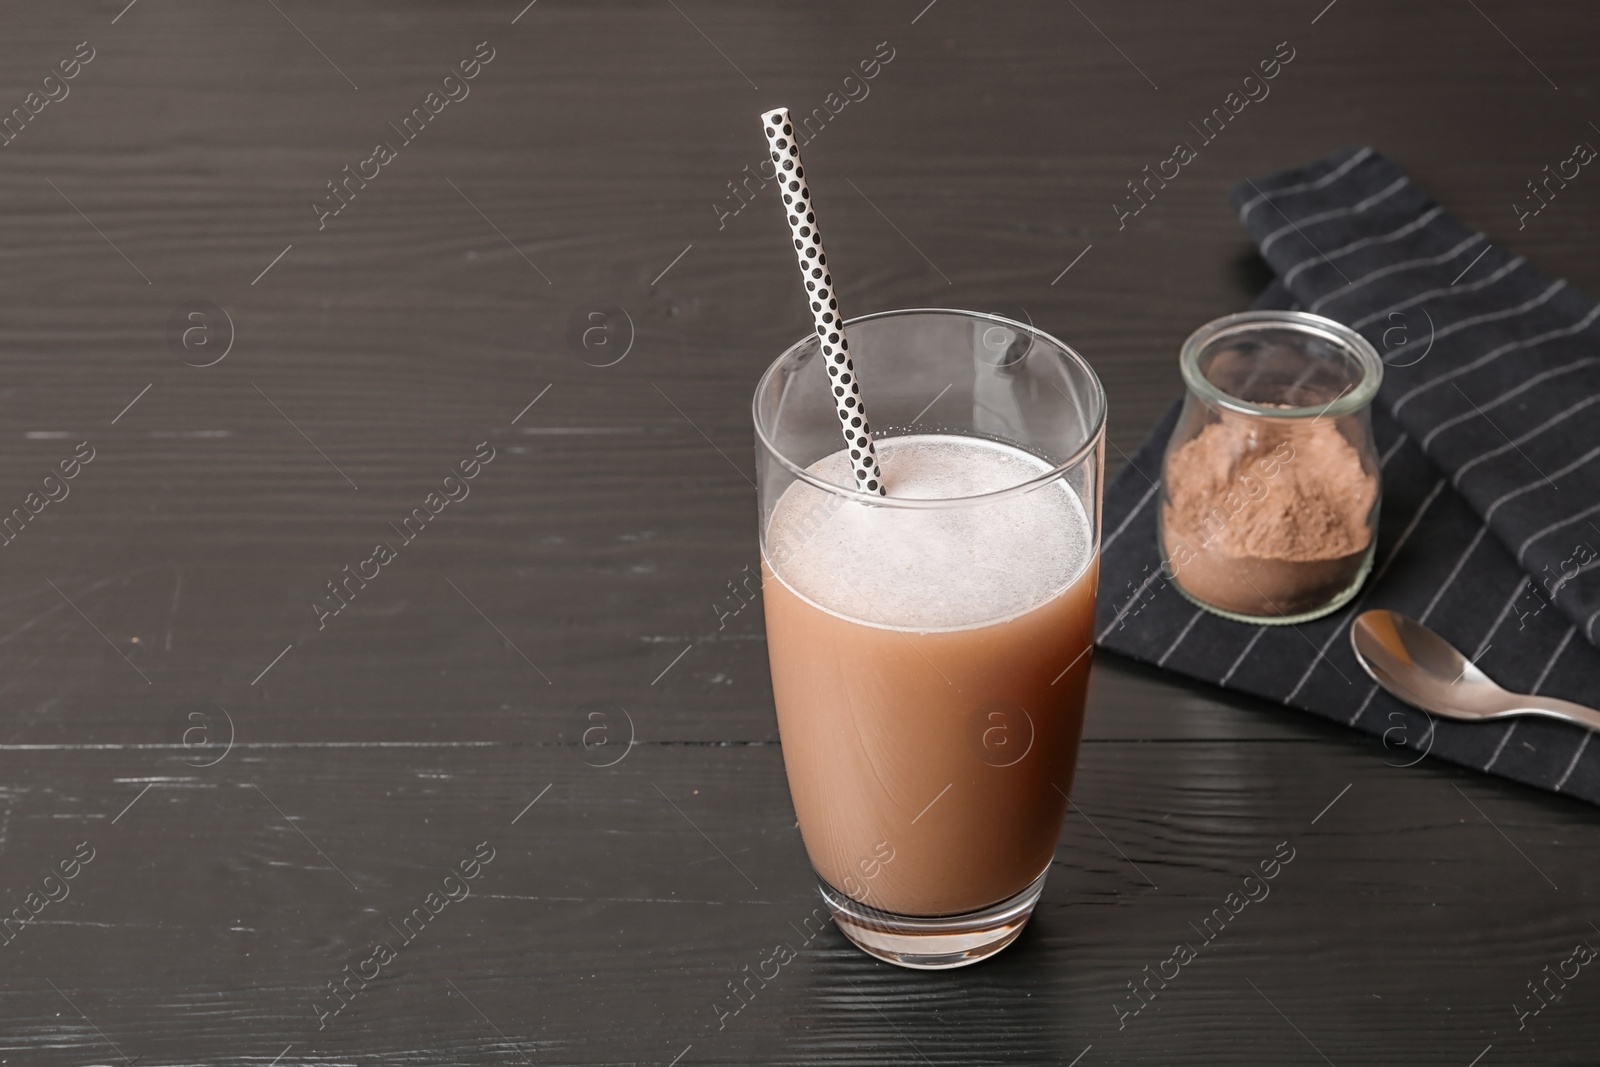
<box><xmin>752</xmin><ymin>307</ymin><xmax>1107</xmax><ymax>510</ymax></box>
<box><xmin>1178</xmin><ymin>309</ymin><xmax>1383</xmax><ymax>419</ymax></box>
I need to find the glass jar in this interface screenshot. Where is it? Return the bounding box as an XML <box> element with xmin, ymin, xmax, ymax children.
<box><xmin>1158</xmin><ymin>310</ymin><xmax>1383</xmax><ymax>624</ymax></box>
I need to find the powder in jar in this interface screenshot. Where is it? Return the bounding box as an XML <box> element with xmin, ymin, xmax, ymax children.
<box><xmin>1160</xmin><ymin>411</ymin><xmax>1378</xmax><ymax>617</ymax></box>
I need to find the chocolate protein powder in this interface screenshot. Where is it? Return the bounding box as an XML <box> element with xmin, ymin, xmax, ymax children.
<box><xmin>1160</xmin><ymin>411</ymin><xmax>1378</xmax><ymax>618</ymax></box>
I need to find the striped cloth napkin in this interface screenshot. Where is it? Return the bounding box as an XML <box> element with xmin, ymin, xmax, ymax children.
<box><xmin>1094</xmin><ymin>147</ymin><xmax>1600</xmax><ymax>807</ymax></box>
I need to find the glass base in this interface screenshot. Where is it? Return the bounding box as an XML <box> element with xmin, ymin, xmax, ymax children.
<box><xmin>818</xmin><ymin>869</ymin><xmax>1047</xmax><ymax>970</ymax></box>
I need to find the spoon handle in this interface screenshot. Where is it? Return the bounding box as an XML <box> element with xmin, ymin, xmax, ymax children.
<box><xmin>1509</xmin><ymin>696</ymin><xmax>1600</xmax><ymax>734</ymax></box>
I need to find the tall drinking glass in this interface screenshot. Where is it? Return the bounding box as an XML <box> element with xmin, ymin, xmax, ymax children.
<box><xmin>753</xmin><ymin>308</ymin><xmax>1106</xmax><ymax>969</ymax></box>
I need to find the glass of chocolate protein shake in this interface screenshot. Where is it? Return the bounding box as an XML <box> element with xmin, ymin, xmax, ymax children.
<box><xmin>754</xmin><ymin>309</ymin><xmax>1105</xmax><ymax>969</ymax></box>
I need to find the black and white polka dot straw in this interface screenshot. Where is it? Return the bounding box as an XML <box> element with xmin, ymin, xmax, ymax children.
<box><xmin>761</xmin><ymin>107</ymin><xmax>885</xmax><ymax>496</ymax></box>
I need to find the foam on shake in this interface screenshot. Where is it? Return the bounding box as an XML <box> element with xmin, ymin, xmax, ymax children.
<box><xmin>765</xmin><ymin>434</ymin><xmax>1094</xmax><ymax>632</ymax></box>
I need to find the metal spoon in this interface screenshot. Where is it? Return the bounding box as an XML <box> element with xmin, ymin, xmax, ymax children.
<box><xmin>1350</xmin><ymin>609</ymin><xmax>1600</xmax><ymax>733</ymax></box>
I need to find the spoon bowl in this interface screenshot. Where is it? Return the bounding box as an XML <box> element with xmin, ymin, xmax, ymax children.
<box><xmin>1350</xmin><ymin>610</ymin><xmax>1600</xmax><ymax>732</ymax></box>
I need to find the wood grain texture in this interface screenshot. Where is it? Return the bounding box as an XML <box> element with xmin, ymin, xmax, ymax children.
<box><xmin>0</xmin><ymin>0</ymin><xmax>1596</xmax><ymax>1063</ymax></box>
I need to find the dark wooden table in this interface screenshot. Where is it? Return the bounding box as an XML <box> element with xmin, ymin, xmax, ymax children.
<box><xmin>1</xmin><ymin>1</ymin><xmax>1596</xmax><ymax>1064</ymax></box>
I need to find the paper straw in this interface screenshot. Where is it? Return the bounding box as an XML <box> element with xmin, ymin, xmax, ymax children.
<box><xmin>761</xmin><ymin>107</ymin><xmax>885</xmax><ymax>496</ymax></box>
